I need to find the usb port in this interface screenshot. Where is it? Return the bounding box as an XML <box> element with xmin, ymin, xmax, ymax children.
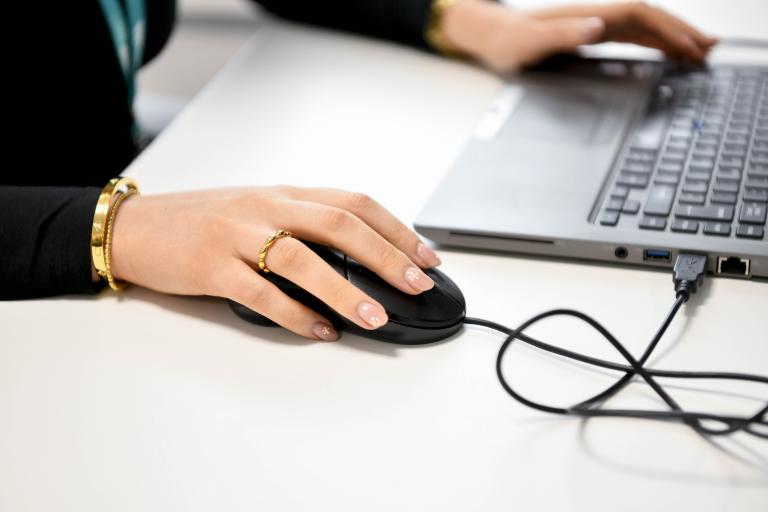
<box><xmin>644</xmin><ymin>249</ymin><xmax>672</xmax><ymax>262</ymax></box>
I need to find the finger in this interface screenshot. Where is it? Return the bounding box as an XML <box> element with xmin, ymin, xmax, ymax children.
<box><xmin>643</xmin><ymin>4</ymin><xmax>718</xmax><ymax>49</ymax></box>
<box><xmin>262</xmin><ymin>202</ymin><xmax>435</xmax><ymax>295</ymax></box>
<box><xmin>611</xmin><ymin>32</ymin><xmax>690</xmax><ymax>60</ymax></box>
<box><xmin>260</xmin><ymin>237</ymin><xmax>390</xmax><ymax>331</ymax></box>
<box><xmin>223</xmin><ymin>259</ymin><xmax>339</xmax><ymax>341</ymax></box>
<box><xmin>276</xmin><ymin>186</ymin><xmax>441</xmax><ymax>268</ymax></box>
<box><xmin>634</xmin><ymin>5</ymin><xmax>708</xmax><ymax>61</ymax></box>
<box><xmin>526</xmin><ymin>17</ymin><xmax>606</xmax><ymax>64</ymax></box>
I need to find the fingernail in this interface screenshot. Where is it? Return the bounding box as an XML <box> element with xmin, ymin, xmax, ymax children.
<box><xmin>404</xmin><ymin>266</ymin><xmax>434</xmax><ymax>293</ymax></box>
<box><xmin>417</xmin><ymin>243</ymin><xmax>442</xmax><ymax>267</ymax></box>
<box><xmin>582</xmin><ymin>17</ymin><xmax>605</xmax><ymax>40</ymax></box>
<box><xmin>357</xmin><ymin>302</ymin><xmax>388</xmax><ymax>329</ymax></box>
<box><xmin>312</xmin><ymin>322</ymin><xmax>338</xmax><ymax>341</ymax></box>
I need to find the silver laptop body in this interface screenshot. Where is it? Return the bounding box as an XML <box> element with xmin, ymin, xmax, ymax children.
<box><xmin>415</xmin><ymin>58</ymin><xmax>768</xmax><ymax>279</ymax></box>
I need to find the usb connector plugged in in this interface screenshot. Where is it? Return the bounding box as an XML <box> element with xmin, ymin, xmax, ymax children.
<box><xmin>673</xmin><ymin>254</ymin><xmax>707</xmax><ymax>301</ymax></box>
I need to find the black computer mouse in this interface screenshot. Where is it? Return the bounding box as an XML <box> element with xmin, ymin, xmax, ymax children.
<box><xmin>227</xmin><ymin>242</ymin><xmax>466</xmax><ymax>344</ymax></box>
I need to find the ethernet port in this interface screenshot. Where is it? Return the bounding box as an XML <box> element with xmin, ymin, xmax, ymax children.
<box><xmin>717</xmin><ymin>256</ymin><xmax>751</xmax><ymax>277</ymax></box>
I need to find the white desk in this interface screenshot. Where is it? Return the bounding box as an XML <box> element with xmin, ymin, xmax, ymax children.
<box><xmin>2</xmin><ymin>4</ymin><xmax>768</xmax><ymax>511</ymax></box>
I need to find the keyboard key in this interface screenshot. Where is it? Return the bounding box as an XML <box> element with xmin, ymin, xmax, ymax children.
<box><xmin>654</xmin><ymin>174</ymin><xmax>680</xmax><ymax>185</ymax></box>
<box><xmin>703</xmin><ymin>222</ymin><xmax>731</xmax><ymax>236</ymax></box>
<box><xmin>724</xmin><ymin>142</ymin><xmax>748</xmax><ymax>153</ymax></box>
<box><xmin>739</xmin><ymin>202</ymin><xmax>767</xmax><ymax>224</ymax></box>
<box><xmin>747</xmin><ymin>166</ymin><xmax>768</xmax><ymax>178</ymax></box>
<box><xmin>710</xmin><ymin>192</ymin><xmax>738</xmax><ymax>204</ymax></box>
<box><xmin>682</xmin><ymin>181</ymin><xmax>708</xmax><ymax>194</ymax></box>
<box><xmin>744</xmin><ymin>188</ymin><xmax>768</xmax><ymax>202</ymax></box>
<box><xmin>622</xmin><ymin>199</ymin><xmax>641</xmax><ymax>214</ymax></box>
<box><xmin>698</xmin><ymin>133</ymin><xmax>720</xmax><ymax>144</ymax></box>
<box><xmin>679</xmin><ymin>192</ymin><xmax>706</xmax><ymax>204</ymax></box>
<box><xmin>658</xmin><ymin>163</ymin><xmax>684</xmax><ymax>174</ymax></box>
<box><xmin>670</xmin><ymin>134</ymin><xmax>693</xmax><ymax>145</ymax></box>
<box><xmin>644</xmin><ymin>185</ymin><xmax>676</xmax><ymax>216</ymax></box>
<box><xmin>639</xmin><ymin>216</ymin><xmax>666</xmax><ymax>230</ymax></box>
<box><xmin>720</xmin><ymin>157</ymin><xmax>745</xmax><ymax>168</ymax></box>
<box><xmin>716</xmin><ymin>169</ymin><xmax>742</xmax><ymax>182</ymax></box>
<box><xmin>622</xmin><ymin>162</ymin><xmax>653</xmax><ymax>174</ymax></box>
<box><xmin>600</xmin><ymin>210</ymin><xmax>620</xmax><ymax>226</ymax></box>
<box><xmin>626</xmin><ymin>155</ymin><xmax>656</xmax><ymax>165</ymax></box>
<box><xmin>690</xmin><ymin>159</ymin><xmax>715</xmax><ymax>172</ymax></box>
<box><xmin>745</xmin><ymin>177</ymin><xmax>768</xmax><ymax>190</ymax></box>
<box><xmin>662</xmin><ymin>154</ymin><xmax>685</xmax><ymax>165</ymax></box>
<box><xmin>610</xmin><ymin>186</ymin><xmax>629</xmax><ymax>199</ymax></box>
<box><xmin>605</xmin><ymin>198</ymin><xmax>624</xmax><ymax>211</ymax></box>
<box><xmin>670</xmin><ymin>219</ymin><xmax>699</xmax><ymax>233</ymax></box>
<box><xmin>693</xmin><ymin>144</ymin><xmax>718</xmax><ymax>156</ymax></box>
<box><xmin>713</xmin><ymin>181</ymin><xmax>739</xmax><ymax>193</ymax></box>
<box><xmin>687</xmin><ymin>171</ymin><xmax>712</xmax><ymax>182</ymax></box>
<box><xmin>725</xmin><ymin>133</ymin><xmax>749</xmax><ymax>144</ymax></box>
<box><xmin>676</xmin><ymin>204</ymin><xmax>734</xmax><ymax>221</ymax></box>
<box><xmin>616</xmin><ymin>173</ymin><xmax>650</xmax><ymax>188</ymax></box>
<box><xmin>736</xmin><ymin>224</ymin><xmax>765</xmax><ymax>239</ymax></box>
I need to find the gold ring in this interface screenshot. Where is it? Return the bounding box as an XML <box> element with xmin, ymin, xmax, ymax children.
<box><xmin>258</xmin><ymin>229</ymin><xmax>292</xmax><ymax>273</ymax></box>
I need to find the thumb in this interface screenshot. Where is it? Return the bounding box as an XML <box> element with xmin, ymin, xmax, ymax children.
<box><xmin>534</xmin><ymin>16</ymin><xmax>605</xmax><ymax>56</ymax></box>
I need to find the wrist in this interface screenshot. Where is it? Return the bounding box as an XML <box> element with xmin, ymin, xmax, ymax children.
<box><xmin>437</xmin><ymin>0</ymin><xmax>507</xmax><ymax>58</ymax></box>
<box><xmin>109</xmin><ymin>193</ymin><xmax>142</xmax><ymax>284</ymax></box>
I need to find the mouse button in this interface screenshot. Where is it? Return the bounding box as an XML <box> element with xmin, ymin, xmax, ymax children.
<box><xmin>426</xmin><ymin>268</ymin><xmax>466</xmax><ymax>308</ymax></box>
<box><xmin>346</xmin><ymin>263</ymin><xmax>463</xmax><ymax>328</ymax></box>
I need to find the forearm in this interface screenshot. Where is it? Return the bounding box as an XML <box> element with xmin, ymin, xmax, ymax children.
<box><xmin>254</xmin><ymin>0</ymin><xmax>436</xmax><ymax>48</ymax></box>
<box><xmin>0</xmin><ymin>186</ymin><xmax>103</xmax><ymax>299</ymax></box>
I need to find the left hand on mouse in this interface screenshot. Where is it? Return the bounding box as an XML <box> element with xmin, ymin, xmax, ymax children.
<box><xmin>437</xmin><ymin>1</ymin><xmax>718</xmax><ymax>73</ymax></box>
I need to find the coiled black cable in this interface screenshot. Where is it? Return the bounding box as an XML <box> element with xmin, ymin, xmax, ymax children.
<box><xmin>465</xmin><ymin>254</ymin><xmax>768</xmax><ymax>438</ymax></box>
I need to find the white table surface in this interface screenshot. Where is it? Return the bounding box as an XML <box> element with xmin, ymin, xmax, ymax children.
<box><xmin>2</xmin><ymin>2</ymin><xmax>768</xmax><ymax>511</ymax></box>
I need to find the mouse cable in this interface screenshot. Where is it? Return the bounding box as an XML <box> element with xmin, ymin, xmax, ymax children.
<box><xmin>464</xmin><ymin>254</ymin><xmax>768</xmax><ymax>438</ymax></box>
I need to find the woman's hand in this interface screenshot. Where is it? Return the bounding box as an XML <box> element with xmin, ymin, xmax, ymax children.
<box><xmin>438</xmin><ymin>1</ymin><xmax>718</xmax><ymax>73</ymax></box>
<box><xmin>108</xmin><ymin>186</ymin><xmax>442</xmax><ymax>341</ymax></box>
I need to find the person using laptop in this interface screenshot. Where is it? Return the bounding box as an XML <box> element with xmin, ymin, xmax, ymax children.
<box><xmin>1</xmin><ymin>1</ymin><xmax>716</xmax><ymax>340</ymax></box>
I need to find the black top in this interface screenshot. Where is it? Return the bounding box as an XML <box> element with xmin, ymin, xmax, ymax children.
<box><xmin>1</xmin><ymin>0</ymin><xmax>433</xmax><ymax>299</ymax></box>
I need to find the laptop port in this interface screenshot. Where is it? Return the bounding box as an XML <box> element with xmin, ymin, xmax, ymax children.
<box><xmin>643</xmin><ymin>249</ymin><xmax>671</xmax><ymax>262</ymax></box>
<box><xmin>614</xmin><ymin>247</ymin><xmax>628</xmax><ymax>259</ymax></box>
<box><xmin>717</xmin><ymin>256</ymin><xmax>751</xmax><ymax>277</ymax></box>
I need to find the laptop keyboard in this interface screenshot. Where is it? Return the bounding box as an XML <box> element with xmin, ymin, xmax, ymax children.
<box><xmin>598</xmin><ymin>66</ymin><xmax>767</xmax><ymax>240</ymax></box>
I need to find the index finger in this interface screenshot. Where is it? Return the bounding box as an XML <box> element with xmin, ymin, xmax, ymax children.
<box><xmin>275</xmin><ymin>186</ymin><xmax>442</xmax><ymax>269</ymax></box>
<box><xmin>635</xmin><ymin>5</ymin><xmax>713</xmax><ymax>60</ymax></box>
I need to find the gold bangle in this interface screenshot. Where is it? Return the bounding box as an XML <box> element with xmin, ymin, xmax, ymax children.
<box><xmin>104</xmin><ymin>188</ymin><xmax>138</xmax><ymax>291</ymax></box>
<box><xmin>424</xmin><ymin>0</ymin><xmax>464</xmax><ymax>57</ymax></box>
<box><xmin>91</xmin><ymin>177</ymin><xmax>140</xmax><ymax>290</ymax></box>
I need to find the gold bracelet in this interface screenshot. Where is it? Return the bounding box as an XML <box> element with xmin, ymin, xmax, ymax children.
<box><xmin>424</xmin><ymin>0</ymin><xmax>464</xmax><ymax>57</ymax></box>
<box><xmin>104</xmin><ymin>188</ymin><xmax>138</xmax><ymax>291</ymax></box>
<box><xmin>91</xmin><ymin>177</ymin><xmax>140</xmax><ymax>290</ymax></box>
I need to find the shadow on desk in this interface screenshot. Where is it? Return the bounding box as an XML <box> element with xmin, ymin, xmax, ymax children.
<box><xmin>123</xmin><ymin>287</ymin><xmax>461</xmax><ymax>358</ymax></box>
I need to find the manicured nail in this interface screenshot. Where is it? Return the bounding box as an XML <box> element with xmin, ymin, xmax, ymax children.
<box><xmin>357</xmin><ymin>302</ymin><xmax>388</xmax><ymax>329</ymax></box>
<box><xmin>404</xmin><ymin>266</ymin><xmax>434</xmax><ymax>293</ymax></box>
<box><xmin>312</xmin><ymin>322</ymin><xmax>338</xmax><ymax>341</ymax></box>
<box><xmin>582</xmin><ymin>17</ymin><xmax>605</xmax><ymax>40</ymax></box>
<box><xmin>417</xmin><ymin>243</ymin><xmax>442</xmax><ymax>267</ymax></box>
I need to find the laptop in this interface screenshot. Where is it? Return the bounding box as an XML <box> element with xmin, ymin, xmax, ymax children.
<box><xmin>414</xmin><ymin>56</ymin><xmax>768</xmax><ymax>279</ymax></box>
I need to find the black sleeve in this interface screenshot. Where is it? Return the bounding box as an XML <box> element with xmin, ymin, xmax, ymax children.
<box><xmin>255</xmin><ymin>0</ymin><xmax>435</xmax><ymax>49</ymax></box>
<box><xmin>0</xmin><ymin>187</ymin><xmax>104</xmax><ymax>299</ymax></box>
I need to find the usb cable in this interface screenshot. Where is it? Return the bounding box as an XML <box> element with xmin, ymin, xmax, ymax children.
<box><xmin>465</xmin><ymin>254</ymin><xmax>768</xmax><ymax>438</ymax></box>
